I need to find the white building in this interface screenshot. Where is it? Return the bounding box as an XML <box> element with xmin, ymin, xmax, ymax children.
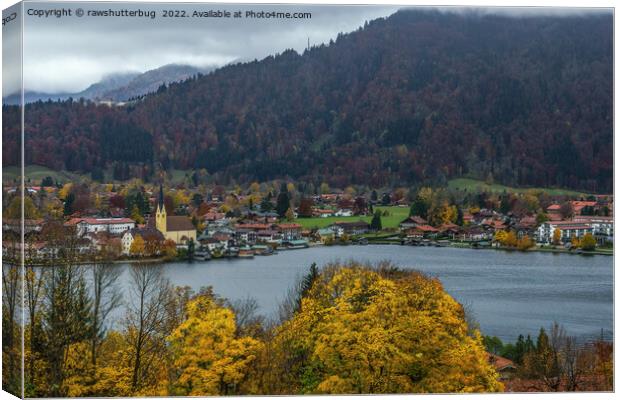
<box><xmin>574</xmin><ymin>216</ymin><xmax>614</xmax><ymax>238</ymax></box>
<box><xmin>537</xmin><ymin>221</ymin><xmax>593</xmax><ymax>244</ymax></box>
<box><xmin>75</xmin><ymin>218</ymin><xmax>135</xmax><ymax>236</ymax></box>
<box><xmin>334</xmin><ymin>209</ymin><xmax>353</xmax><ymax>217</ymax></box>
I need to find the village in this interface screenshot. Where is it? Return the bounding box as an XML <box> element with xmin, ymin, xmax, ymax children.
<box><xmin>2</xmin><ymin>177</ymin><xmax>614</xmax><ymax>263</ymax></box>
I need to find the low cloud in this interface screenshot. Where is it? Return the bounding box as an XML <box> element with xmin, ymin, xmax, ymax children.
<box><xmin>18</xmin><ymin>3</ymin><xmax>399</xmax><ymax>94</ymax></box>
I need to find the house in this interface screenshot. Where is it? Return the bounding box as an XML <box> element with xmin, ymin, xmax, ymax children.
<box><xmin>546</xmin><ymin>204</ymin><xmax>564</xmax><ymax>221</ymax></box>
<box><xmin>256</xmin><ymin>229</ymin><xmax>281</xmax><ymax>243</ymax></box>
<box><xmin>313</xmin><ymin>209</ymin><xmax>334</xmax><ymax>218</ymax></box>
<box><xmin>571</xmin><ymin>200</ymin><xmax>598</xmax><ymax>215</ymax></box>
<box><xmin>277</xmin><ymin>223</ymin><xmax>302</xmax><ymax>241</ymax></box>
<box><xmin>334</xmin><ymin>209</ymin><xmax>353</xmax><ymax>217</ymax></box>
<box><xmin>459</xmin><ymin>226</ymin><xmax>489</xmax><ymax>241</ymax></box>
<box><xmin>200</xmin><ymin>237</ymin><xmax>224</xmax><ymax>253</ymax></box>
<box><xmin>203</xmin><ymin>212</ymin><xmax>226</xmax><ymax>223</ymax></box>
<box><xmin>3</xmin><ymin>240</ymin><xmax>60</xmax><ymax>259</ymax></box>
<box><xmin>438</xmin><ymin>223</ymin><xmax>460</xmax><ymax>238</ymax></box>
<box><xmin>235</xmin><ymin>223</ymin><xmax>272</xmax><ymax>232</ymax></box>
<box><xmin>513</xmin><ymin>216</ymin><xmax>538</xmax><ymax>238</ymax></box>
<box><xmin>122</xmin><ymin>227</ymin><xmax>165</xmax><ymax>255</ymax></box>
<box><xmin>399</xmin><ymin>216</ymin><xmax>428</xmax><ymax>230</ymax></box>
<box><xmin>331</xmin><ymin>221</ymin><xmax>370</xmax><ymax>237</ymax></box>
<box><xmin>211</xmin><ymin>231</ymin><xmax>233</xmax><ymax>249</ymax></box>
<box><xmin>487</xmin><ymin>353</ymin><xmax>516</xmax><ymax>380</ymax></box>
<box><xmin>3</xmin><ymin>218</ymin><xmax>44</xmax><ymax>234</ymax></box>
<box><xmin>154</xmin><ymin>185</ymin><xmax>197</xmax><ymax>245</ymax></box>
<box><xmin>462</xmin><ymin>213</ymin><xmax>474</xmax><ymax>225</ymax></box>
<box><xmin>235</xmin><ymin>228</ymin><xmax>257</xmax><ymax>244</ymax></box>
<box><xmin>67</xmin><ymin>217</ymin><xmax>135</xmax><ymax>236</ymax></box>
<box><xmin>316</xmin><ymin>228</ymin><xmax>335</xmax><ymax>243</ymax></box>
<box><xmin>406</xmin><ymin>225</ymin><xmax>439</xmax><ymax>239</ymax></box>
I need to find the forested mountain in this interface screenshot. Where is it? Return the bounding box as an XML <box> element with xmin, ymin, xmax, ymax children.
<box><xmin>101</xmin><ymin>64</ymin><xmax>213</xmax><ymax>102</ymax></box>
<box><xmin>3</xmin><ymin>10</ymin><xmax>613</xmax><ymax>192</ymax></box>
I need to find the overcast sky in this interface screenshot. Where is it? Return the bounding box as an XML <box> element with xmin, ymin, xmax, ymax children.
<box><xmin>3</xmin><ymin>2</ymin><xmax>611</xmax><ymax>96</ymax></box>
<box><xmin>5</xmin><ymin>2</ymin><xmax>398</xmax><ymax>95</ymax></box>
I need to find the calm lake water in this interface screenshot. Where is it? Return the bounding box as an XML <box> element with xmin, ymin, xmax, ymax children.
<box><xmin>116</xmin><ymin>245</ymin><xmax>613</xmax><ymax>342</ymax></box>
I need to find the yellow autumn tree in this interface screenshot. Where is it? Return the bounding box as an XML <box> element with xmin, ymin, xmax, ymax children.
<box><xmin>162</xmin><ymin>239</ymin><xmax>177</xmax><ymax>260</ymax></box>
<box><xmin>494</xmin><ymin>230</ymin><xmax>508</xmax><ymax>245</ymax></box>
<box><xmin>129</xmin><ymin>235</ymin><xmax>145</xmax><ymax>256</ymax></box>
<box><xmin>552</xmin><ymin>229</ymin><xmax>562</xmax><ymax>245</ymax></box>
<box><xmin>285</xmin><ymin>207</ymin><xmax>295</xmax><ymax>222</ymax></box>
<box><xmin>580</xmin><ymin>233</ymin><xmax>596</xmax><ymax>251</ymax></box>
<box><xmin>88</xmin><ymin>330</ymin><xmax>168</xmax><ymax>397</ymax></box>
<box><xmin>58</xmin><ymin>183</ymin><xmax>73</xmax><ymax>200</ymax></box>
<box><xmin>428</xmin><ymin>201</ymin><xmax>457</xmax><ymax>226</ymax></box>
<box><xmin>168</xmin><ymin>294</ymin><xmax>263</xmax><ymax>396</ymax></box>
<box><xmin>63</xmin><ymin>342</ymin><xmax>97</xmax><ymax>397</ymax></box>
<box><xmin>516</xmin><ymin>235</ymin><xmax>535</xmax><ymax>251</ymax></box>
<box><xmin>268</xmin><ymin>263</ymin><xmax>502</xmax><ymax>394</ymax></box>
<box><xmin>504</xmin><ymin>231</ymin><xmax>518</xmax><ymax>247</ymax></box>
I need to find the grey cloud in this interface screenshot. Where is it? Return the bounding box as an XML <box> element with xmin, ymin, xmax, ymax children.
<box><xmin>19</xmin><ymin>2</ymin><xmax>399</xmax><ymax>93</ymax></box>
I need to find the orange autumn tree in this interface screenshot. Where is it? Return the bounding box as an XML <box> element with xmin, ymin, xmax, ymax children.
<box><xmin>267</xmin><ymin>262</ymin><xmax>502</xmax><ymax>394</ymax></box>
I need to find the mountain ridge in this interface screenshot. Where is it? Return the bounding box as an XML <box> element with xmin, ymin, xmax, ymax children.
<box><xmin>2</xmin><ymin>64</ymin><xmax>211</xmax><ymax>104</ymax></box>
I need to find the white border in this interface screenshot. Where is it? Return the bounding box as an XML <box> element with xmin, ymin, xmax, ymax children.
<box><xmin>0</xmin><ymin>1</ymin><xmax>616</xmax><ymax>399</ymax></box>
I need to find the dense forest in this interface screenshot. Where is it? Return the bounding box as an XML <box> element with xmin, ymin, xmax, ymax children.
<box><xmin>2</xmin><ymin>9</ymin><xmax>613</xmax><ymax>192</ymax></box>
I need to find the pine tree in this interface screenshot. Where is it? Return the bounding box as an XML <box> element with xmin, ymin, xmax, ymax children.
<box><xmin>63</xmin><ymin>192</ymin><xmax>75</xmax><ymax>216</ymax></box>
<box><xmin>456</xmin><ymin>207</ymin><xmax>464</xmax><ymax>226</ymax></box>
<box><xmin>276</xmin><ymin>185</ymin><xmax>291</xmax><ymax>218</ymax></box>
<box><xmin>370</xmin><ymin>210</ymin><xmax>382</xmax><ymax>231</ymax></box>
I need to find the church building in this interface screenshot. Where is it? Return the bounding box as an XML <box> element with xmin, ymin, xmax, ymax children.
<box><xmin>154</xmin><ymin>185</ymin><xmax>197</xmax><ymax>245</ymax></box>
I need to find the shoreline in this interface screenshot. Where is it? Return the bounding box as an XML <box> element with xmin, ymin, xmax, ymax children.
<box><xmin>341</xmin><ymin>238</ymin><xmax>613</xmax><ymax>256</ymax></box>
<box><xmin>22</xmin><ymin>240</ymin><xmax>612</xmax><ymax>267</ymax></box>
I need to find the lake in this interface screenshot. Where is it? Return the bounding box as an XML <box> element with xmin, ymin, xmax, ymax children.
<box><xmin>116</xmin><ymin>245</ymin><xmax>613</xmax><ymax>343</ymax></box>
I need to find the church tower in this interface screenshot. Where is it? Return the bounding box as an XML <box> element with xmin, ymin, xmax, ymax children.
<box><xmin>155</xmin><ymin>184</ymin><xmax>167</xmax><ymax>234</ymax></box>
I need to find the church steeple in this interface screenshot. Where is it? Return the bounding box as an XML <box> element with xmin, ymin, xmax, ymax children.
<box><xmin>155</xmin><ymin>184</ymin><xmax>167</xmax><ymax>233</ymax></box>
<box><xmin>157</xmin><ymin>184</ymin><xmax>165</xmax><ymax>212</ymax></box>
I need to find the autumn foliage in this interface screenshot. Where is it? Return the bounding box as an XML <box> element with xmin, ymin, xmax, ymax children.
<box><xmin>7</xmin><ymin>260</ymin><xmax>504</xmax><ymax>396</ymax></box>
<box><xmin>266</xmin><ymin>263</ymin><xmax>502</xmax><ymax>394</ymax></box>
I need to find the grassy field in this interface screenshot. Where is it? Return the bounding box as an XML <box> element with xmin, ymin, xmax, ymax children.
<box><xmin>3</xmin><ymin>165</ymin><xmax>82</xmax><ymax>185</ymax></box>
<box><xmin>4</xmin><ymin>165</ymin><xmax>194</xmax><ymax>186</ymax></box>
<box><xmin>447</xmin><ymin>178</ymin><xmax>587</xmax><ymax>197</ymax></box>
<box><xmin>295</xmin><ymin>206</ymin><xmax>409</xmax><ymax>229</ymax></box>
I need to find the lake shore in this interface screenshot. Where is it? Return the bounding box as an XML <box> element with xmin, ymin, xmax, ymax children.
<box><xmin>110</xmin><ymin>244</ymin><xmax>614</xmax><ymax>343</ymax></box>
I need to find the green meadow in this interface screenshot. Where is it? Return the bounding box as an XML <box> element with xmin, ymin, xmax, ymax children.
<box><xmin>295</xmin><ymin>206</ymin><xmax>409</xmax><ymax>229</ymax></box>
<box><xmin>448</xmin><ymin>178</ymin><xmax>587</xmax><ymax>197</ymax></box>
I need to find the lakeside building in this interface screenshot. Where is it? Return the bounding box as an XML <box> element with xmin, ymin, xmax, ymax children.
<box><xmin>121</xmin><ymin>227</ymin><xmax>165</xmax><ymax>255</ymax></box>
<box><xmin>331</xmin><ymin>221</ymin><xmax>370</xmax><ymax>237</ymax></box>
<box><xmin>3</xmin><ymin>218</ymin><xmax>44</xmax><ymax>234</ymax></box>
<box><xmin>65</xmin><ymin>217</ymin><xmax>135</xmax><ymax>236</ymax></box>
<box><xmin>153</xmin><ymin>185</ymin><xmax>197</xmax><ymax>245</ymax></box>
<box><xmin>537</xmin><ymin>221</ymin><xmax>594</xmax><ymax>244</ymax></box>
